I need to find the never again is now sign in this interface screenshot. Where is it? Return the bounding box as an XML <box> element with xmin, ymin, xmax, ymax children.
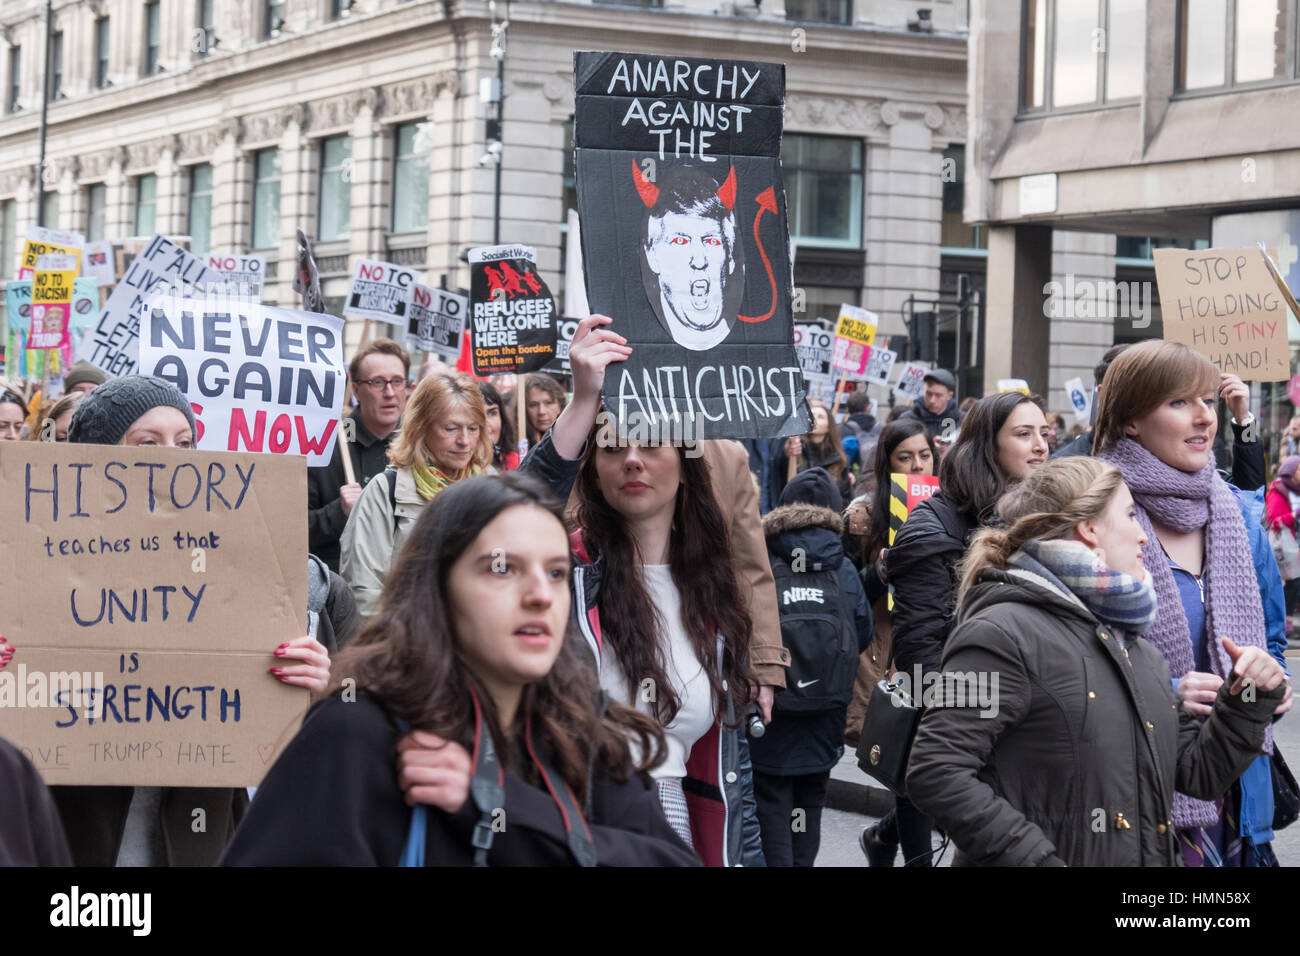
<box><xmin>0</xmin><ymin>444</ymin><xmax>308</xmax><ymax>787</ymax></box>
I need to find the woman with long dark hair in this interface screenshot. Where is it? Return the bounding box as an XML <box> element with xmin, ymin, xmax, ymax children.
<box><xmin>768</xmin><ymin>401</ymin><xmax>853</xmax><ymax>506</ymax></box>
<box><xmin>223</xmin><ymin>473</ymin><xmax>698</xmax><ymax>865</ymax></box>
<box><xmin>478</xmin><ymin>381</ymin><xmax>518</xmax><ymax>471</ymax></box>
<box><xmin>906</xmin><ymin>457</ymin><xmax>1285</xmax><ymax>865</ymax></box>
<box><xmin>1093</xmin><ymin>339</ymin><xmax>1292</xmax><ymax>866</ymax></box>
<box><xmin>865</xmin><ymin>391</ymin><xmax>1049</xmax><ymax>866</ymax></box>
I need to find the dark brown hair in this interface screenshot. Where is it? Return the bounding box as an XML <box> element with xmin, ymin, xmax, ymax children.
<box><xmin>330</xmin><ymin>472</ymin><xmax>665</xmax><ymax>800</ymax></box>
<box><xmin>573</xmin><ymin>429</ymin><xmax>755</xmax><ymax>728</ymax></box>
<box><xmin>939</xmin><ymin>391</ymin><xmax>1039</xmax><ymax>521</ymax></box>
<box><xmin>865</xmin><ymin>419</ymin><xmax>937</xmax><ymax>563</ymax></box>
<box><xmin>349</xmin><ymin>337</ymin><xmax>411</xmax><ymax>382</ymax></box>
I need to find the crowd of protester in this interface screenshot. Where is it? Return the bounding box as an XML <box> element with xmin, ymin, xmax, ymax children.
<box><xmin>0</xmin><ymin>326</ymin><xmax>1294</xmax><ymax>869</ymax></box>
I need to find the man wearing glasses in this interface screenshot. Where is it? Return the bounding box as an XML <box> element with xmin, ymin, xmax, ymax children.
<box><xmin>308</xmin><ymin>338</ymin><xmax>411</xmax><ymax>572</ymax></box>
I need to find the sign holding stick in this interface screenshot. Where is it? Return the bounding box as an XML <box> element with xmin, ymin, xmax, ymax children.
<box><xmin>0</xmin><ymin>443</ymin><xmax>308</xmax><ymax>787</ymax></box>
<box><xmin>1153</xmin><ymin>245</ymin><xmax>1290</xmax><ymax>381</ymax></box>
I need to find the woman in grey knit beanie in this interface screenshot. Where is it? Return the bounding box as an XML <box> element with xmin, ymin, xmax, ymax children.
<box><xmin>66</xmin><ymin>374</ymin><xmax>197</xmax><ymax>447</ymax></box>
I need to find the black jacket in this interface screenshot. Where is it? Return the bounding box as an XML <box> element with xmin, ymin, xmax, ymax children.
<box><xmin>221</xmin><ymin>696</ymin><xmax>701</xmax><ymax>866</ymax></box>
<box><xmin>906</xmin><ymin>567</ymin><xmax>1282</xmax><ymax>866</ymax></box>
<box><xmin>750</xmin><ymin>504</ymin><xmax>872</xmax><ymax>775</ymax></box>
<box><xmin>884</xmin><ymin>491</ymin><xmax>976</xmax><ymax>674</ymax></box>
<box><xmin>767</xmin><ymin>436</ymin><xmax>853</xmax><ymax>509</ymax></box>
<box><xmin>1052</xmin><ymin>421</ymin><xmax>1264</xmax><ymax>491</ymax></box>
<box><xmin>0</xmin><ymin>738</ymin><xmax>72</xmax><ymax>865</ymax></box>
<box><xmin>306</xmin><ymin>410</ymin><xmax>398</xmax><ymax>572</ymax></box>
<box><xmin>898</xmin><ymin>398</ymin><xmax>962</xmax><ymax>440</ymax></box>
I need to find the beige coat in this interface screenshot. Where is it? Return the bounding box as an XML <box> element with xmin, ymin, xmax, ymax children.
<box><xmin>339</xmin><ymin>467</ymin><xmax>428</xmax><ymax>619</ymax></box>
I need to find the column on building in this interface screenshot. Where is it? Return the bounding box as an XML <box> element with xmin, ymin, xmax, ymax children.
<box><xmin>276</xmin><ymin>106</ymin><xmax>310</xmax><ymax>310</ymax></box>
<box><xmin>1047</xmin><ymin>232</ymin><xmax>1119</xmax><ymax>404</ymax></box>
<box><xmin>984</xmin><ymin>224</ymin><xmax>1053</xmax><ymax>395</ymax></box>
<box><xmin>349</xmin><ymin>89</ymin><xmax>387</xmax><ymax>267</ymax></box>
<box><xmin>426</xmin><ymin>75</ymin><xmax>463</xmax><ymax>291</ymax></box>
<box><xmin>211</xmin><ymin>120</ymin><xmax>249</xmax><ymax>255</ymax></box>
<box><xmin>104</xmin><ymin>151</ymin><xmax>130</xmax><ymax>240</ymax></box>
<box><xmin>863</xmin><ymin>103</ymin><xmax>945</xmax><ymax>346</ymax></box>
<box><xmin>155</xmin><ymin>142</ymin><xmax>185</xmax><ymax>237</ymax></box>
<box><xmin>59</xmin><ymin>158</ymin><xmax>83</xmax><ymax>236</ymax></box>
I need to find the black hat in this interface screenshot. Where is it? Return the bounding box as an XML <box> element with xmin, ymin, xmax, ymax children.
<box><xmin>780</xmin><ymin>466</ymin><xmax>843</xmax><ymax>513</ymax></box>
<box><xmin>923</xmin><ymin>368</ymin><xmax>955</xmax><ymax>391</ymax></box>
<box><xmin>67</xmin><ymin>374</ymin><xmax>197</xmax><ymax>446</ymax></box>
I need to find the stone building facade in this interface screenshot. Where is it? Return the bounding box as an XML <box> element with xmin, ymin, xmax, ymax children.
<box><xmin>0</xmin><ymin>0</ymin><xmax>972</xmax><ymax>386</ymax></box>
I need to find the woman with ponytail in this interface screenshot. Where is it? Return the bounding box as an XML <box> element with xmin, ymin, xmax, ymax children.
<box><xmin>906</xmin><ymin>457</ymin><xmax>1286</xmax><ymax>866</ymax></box>
<box><xmin>1092</xmin><ymin>339</ymin><xmax>1291</xmax><ymax>866</ymax></box>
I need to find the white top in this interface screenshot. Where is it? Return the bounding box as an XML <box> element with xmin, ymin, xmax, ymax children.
<box><xmin>600</xmin><ymin>564</ymin><xmax>716</xmax><ymax>780</ymax></box>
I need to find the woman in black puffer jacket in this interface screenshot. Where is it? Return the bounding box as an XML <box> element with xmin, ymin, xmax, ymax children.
<box><xmin>906</xmin><ymin>457</ymin><xmax>1284</xmax><ymax>866</ymax></box>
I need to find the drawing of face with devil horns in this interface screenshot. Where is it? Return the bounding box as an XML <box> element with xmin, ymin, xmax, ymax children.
<box><xmin>635</xmin><ymin>162</ymin><xmax>745</xmax><ymax>352</ymax></box>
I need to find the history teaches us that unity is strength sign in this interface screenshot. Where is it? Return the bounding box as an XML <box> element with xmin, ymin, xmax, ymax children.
<box><xmin>573</xmin><ymin>52</ymin><xmax>811</xmax><ymax>442</ymax></box>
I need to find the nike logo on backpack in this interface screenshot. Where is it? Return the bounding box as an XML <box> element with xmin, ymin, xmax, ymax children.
<box><xmin>796</xmin><ymin>679</ymin><xmax>819</xmax><ymax>689</ymax></box>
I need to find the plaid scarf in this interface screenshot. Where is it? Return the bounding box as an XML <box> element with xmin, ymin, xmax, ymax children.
<box><xmin>1013</xmin><ymin>539</ymin><xmax>1157</xmax><ymax>635</ymax></box>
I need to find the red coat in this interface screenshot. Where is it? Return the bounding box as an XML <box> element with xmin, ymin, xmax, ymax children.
<box><xmin>1266</xmin><ymin>479</ymin><xmax>1296</xmax><ymax>531</ymax></box>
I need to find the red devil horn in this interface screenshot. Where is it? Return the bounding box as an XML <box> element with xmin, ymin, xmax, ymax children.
<box><xmin>716</xmin><ymin>166</ymin><xmax>737</xmax><ymax>211</ymax></box>
<box><xmin>632</xmin><ymin>160</ymin><xmax>659</xmax><ymax>208</ymax></box>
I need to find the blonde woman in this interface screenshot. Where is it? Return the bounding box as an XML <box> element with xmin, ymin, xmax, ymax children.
<box><xmin>341</xmin><ymin>372</ymin><xmax>492</xmax><ymax>617</ymax></box>
<box><xmin>907</xmin><ymin>457</ymin><xmax>1285</xmax><ymax>866</ymax></box>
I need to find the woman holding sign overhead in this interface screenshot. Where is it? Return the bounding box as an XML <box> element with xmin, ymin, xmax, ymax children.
<box><xmin>1093</xmin><ymin>340</ymin><xmax>1291</xmax><ymax>866</ymax></box>
<box><xmin>0</xmin><ymin>374</ymin><xmax>333</xmax><ymax>867</ymax></box>
<box><xmin>341</xmin><ymin>371</ymin><xmax>492</xmax><ymax>619</ymax></box>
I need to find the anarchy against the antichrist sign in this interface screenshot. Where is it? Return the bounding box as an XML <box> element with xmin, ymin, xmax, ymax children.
<box><xmin>468</xmin><ymin>245</ymin><xmax>557</xmax><ymax>376</ymax></box>
<box><xmin>574</xmin><ymin>51</ymin><xmax>811</xmax><ymax>441</ymax></box>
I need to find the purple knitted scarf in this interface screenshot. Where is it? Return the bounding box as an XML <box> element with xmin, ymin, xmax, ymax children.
<box><xmin>1099</xmin><ymin>439</ymin><xmax>1271</xmax><ymax>828</ymax></box>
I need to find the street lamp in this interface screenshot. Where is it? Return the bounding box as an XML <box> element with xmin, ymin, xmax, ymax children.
<box><xmin>487</xmin><ymin>0</ymin><xmax>509</xmax><ymax>245</ymax></box>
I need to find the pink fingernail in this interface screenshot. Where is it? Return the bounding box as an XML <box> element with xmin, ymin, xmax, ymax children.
<box><xmin>274</xmin><ymin>648</ymin><xmax>286</xmax><ymax>656</ymax></box>
<box><xmin>269</xmin><ymin>667</ymin><xmax>283</xmax><ymax>676</ymax></box>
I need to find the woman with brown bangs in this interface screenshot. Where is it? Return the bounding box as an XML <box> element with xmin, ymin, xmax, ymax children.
<box><xmin>1094</xmin><ymin>339</ymin><xmax>1292</xmax><ymax>867</ymax></box>
<box><xmin>341</xmin><ymin>371</ymin><xmax>493</xmax><ymax>618</ymax></box>
<box><xmin>223</xmin><ymin>473</ymin><xmax>699</xmax><ymax>866</ymax></box>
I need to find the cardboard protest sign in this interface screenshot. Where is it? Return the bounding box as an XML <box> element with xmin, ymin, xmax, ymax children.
<box><xmin>831</xmin><ymin>305</ymin><xmax>877</xmax><ymax>376</ymax></box>
<box><xmin>894</xmin><ymin>362</ymin><xmax>928</xmax><ymax>402</ymax></box>
<box><xmin>81</xmin><ymin>235</ymin><xmax>214</xmax><ymax>378</ymax></box>
<box><xmin>408</xmin><ymin>284</ymin><xmax>469</xmax><ymax>361</ymax></box>
<box><xmin>344</xmin><ymin>258</ymin><xmax>417</xmax><ymax>325</ymax></box>
<box><xmin>29</xmin><ymin>254</ymin><xmax>78</xmax><ymax>350</ymax></box>
<box><xmin>574</xmin><ymin>51</ymin><xmax>810</xmax><ymax>441</ymax></box>
<box><xmin>0</xmin><ymin>443</ymin><xmax>308</xmax><ymax>787</ymax></box>
<box><xmin>468</xmin><ymin>244</ymin><xmax>558</xmax><ymax>376</ymax></box>
<box><xmin>863</xmin><ymin>346</ymin><xmax>897</xmax><ymax>387</ymax></box>
<box><xmin>205</xmin><ymin>253</ymin><xmax>266</xmax><ymax>300</ymax></box>
<box><xmin>19</xmin><ymin>227</ymin><xmax>84</xmax><ymax>281</ymax></box>
<box><xmin>139</xmin><ymin>299</ymin><xmax>345</xmax><ymax>467</ymax></box>
<box><xmin>794</xmin><ymin>322</ymin><xmax>833</xmax><ymax>379</ymax></box>
<box><xmin>1153</xmin><ymin>246</ymin><xmax>1290</xmax><ymax>381</ymax></box>
<box><xmin>1065</xmin><ymin>376</ymin><xmax>1091</xmax><ymax>424</ymax></box>
<box><xmin>82</xmin><ymin>241</ymin><xmax>116</xmax><ymax>286</ymax></box>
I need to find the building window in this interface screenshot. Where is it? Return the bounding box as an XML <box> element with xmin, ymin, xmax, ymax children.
<box><xmin>330</xmin><ymin>0</ymin><xmax>357</xmax><ymax>18</ymax></box>
<box><xmin>143</xmin><ymin>1</ymin><xmax>161</xmax><ymax>75</ymax></box>
<box><xmin>392</xmin><ymin>122</ymin><xmax>431</xmax><ymax>233</ymax></box>
<box><xmin>1021</xmin><ymin>0</ymin><xmax>1145</xmax><ymax>109</ymax></box>
<box><xmin>783</xmin><ymin>133</ymin><xmax>863</xmax><ymax>249</ymax></box>
<box><xmin>252</xmin><ymin>148</ymin><xmax>281</xmax><ymax>250</ymax></box>
<box><xmin>195</xmin><ymin>0</ymin><xmax>216</xmax><ymax>56</ymax></box>
<box><xmin>594</xmin><ymin>0</ymin><xmax>664</xmax><ymax>6</ymax></box>
<box><xmin>7</xmin><ymin>47</ymin><xmax>19</xmax><ymax>112</ymax></box>
<box><xmin>87</xmin><ymin>184</ymin><xmax>107</xmax><ymax>241</ymax></box>
<box><xmin>940</xmin><ymin>145</ymin><xmax>986</xmax><ymax>251</ymax></box>
<box><xmin>0</xmin><ymin>200</ymin><xmax>15</xmax><ymax>279</ymax></box>
<box><xmin>1114</xmin><ymin>235</ymin><xmax>1210</xmax><ymax>263</ymax></box>
<box><xmin>41</xmin><ymin>191</ymin><xmax>60</xmax><ymax>230</ymax></box>
<box><xmin>265</xmin><ymin>1</ymin><xmax>287</xmax><ymax>39</ymax></box>
<box><xmin>95</xmin><ymin>17</ymin><xmax>110</xmax><ymax>88</ymax></box>
<box><xmin>134</xmin><ymin>174</ymin><xmax>157</xmax><ymax>236</ymax></box>
<box><xmin>1179</xmin><ymin>0</ymin><xmax>1291</xmax><ymax>89</ymax></box>
<box><xmin>48</xmin><ymin>32</ymin><xmax>63</xmax><ymax>100</ymax></box>
<box><xmin>188</xmin><ymin>164</ymin><xmax>213</xmax><ymax>255</ymax></box>
<box><xmin>785</xmin><ymin>0</ymin><xmax>853</xmax><ymax>24</ymax></box>
<box><xmin>318</xmin><ymin>135</ymin><xmax>352</xmax><ymax>242</ymax></box>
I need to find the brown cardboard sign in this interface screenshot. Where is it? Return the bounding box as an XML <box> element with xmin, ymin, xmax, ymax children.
<box><xmin>0</xmin><ymin>443</ymin><xmax>308</xmax><ymax>786</ymax></box>
<box><xmin>1153</xmin><ymin>246</ymin><xmax>1290</xmax><ymax>381</ymax></box>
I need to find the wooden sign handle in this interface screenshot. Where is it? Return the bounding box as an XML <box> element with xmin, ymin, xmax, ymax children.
<box><xmin>830</xmin><ymin>370</ymin><xmax>849</xmax><ymax>419</ymax></box>
<box><xmin>337</xmin><ymin>378</ymin><xmax>356</xmax><ymax>485</ymax></box>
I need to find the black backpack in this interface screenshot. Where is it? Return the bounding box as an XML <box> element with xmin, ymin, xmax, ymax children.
<box><xmin>769</xmin><ymin>556</ymin><xmax>856</xmax><ymax>712</ymax></box>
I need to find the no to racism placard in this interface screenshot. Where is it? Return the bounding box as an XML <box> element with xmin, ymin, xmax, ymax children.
<box><xmin>29</xmin><ymin>254</ymin><xmax>78</xmax><ymax>350</ymax></box>
<box><xmin>468</xmin><ymin>245</ymin><xmax>557</xmax><ymax>375</ymax></box>
<box><xmin>1153</xmin><ymin>245</ymin><xmax>1290</xmax><ymax>381</ymax></box>
<box><xmin>140</xmin><ymin>299</ymin><xmax>346</xmax><ymax>466</ymax></box>
<box><xmin>82</xmin><ymin>235</ymin><xmax>214</xmax><ymax>378</ymax></box>
<box><xmin>831</xmin><ymin>305</ymin><xmax>877</xmax><ymax>376</ymax></box>
<box><xmin>574</xmin><ymin>51</ymin><xmax>811</xmax><ymax>441</ymax></box>
<box><xmin>19</xmin><ymin>226</ymin><xmax>84</xmax><ymax>280</ymax></box>
<box><xmin>205</xmin><ymin>253</ymin><xmax>267</xmax><ymax>300</ymax></box>
<box><xmin>0</xmin><ymin>443</ymin><xmax>308</xmax><ymax>787</ymax></box>
<box><xmin>344</xmin><ymin>258</ymin><xmax>417</xmax><ymax>324</ymax></box>
<box><xmin>408</xmin><ymin>284</ymin><xmax>469</xmax><ymax>361</ymax></box>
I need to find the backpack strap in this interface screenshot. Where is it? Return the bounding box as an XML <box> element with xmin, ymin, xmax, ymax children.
<box><xmin>467</xmin><ymin>687</ymin><xmax>506</xmax><ymax>867</ymax></box>
<box><xmin>385</xmin><ymin>468</ymin><xmax>400</xmax><ymax>536</ymax></box>
<box><xmin>525</xmin><ymin>701</ymin><xmax>597</xmax><ymax>867</ymax></box>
